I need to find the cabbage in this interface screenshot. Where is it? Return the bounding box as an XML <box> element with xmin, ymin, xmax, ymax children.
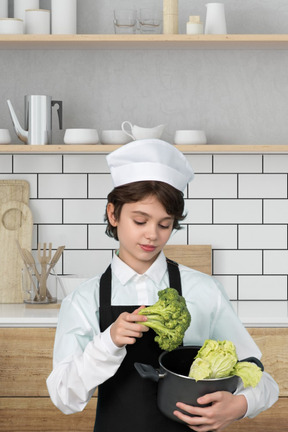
<box><xmin>233</xmin><ymin>361</ymin><xmax>263</xmax><ymax>388</ymax></box>
<box><xmin>188</xmin><ymin>339</ymin><xmax>262</xmax><ymax>388</ymax></box>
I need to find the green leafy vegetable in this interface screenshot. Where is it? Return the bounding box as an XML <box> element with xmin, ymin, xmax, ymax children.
<box><xmin>138</xmin><ymin>287</ymin><xmax>191</xmax><ymax>352</ymax></box>
<box><xmin>189</xmin><ymin>339</ymin><xmax>262</xmax><ymax>388</ymax></box>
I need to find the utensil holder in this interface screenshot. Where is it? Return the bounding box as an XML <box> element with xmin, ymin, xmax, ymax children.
<box><xmin>22</xmin><ymin>266</ymin><xmax>58</xmax><ymax>304</ymax></box>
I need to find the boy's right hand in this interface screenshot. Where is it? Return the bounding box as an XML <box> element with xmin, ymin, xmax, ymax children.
<box><xmin>110</xmin><ymin>306</ymin><xmax>149</xmax><ymax>348</ymax></box>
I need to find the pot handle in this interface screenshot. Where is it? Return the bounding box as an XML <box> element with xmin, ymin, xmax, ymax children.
<box><xmin>134</xmin><ymin>362</ymin><xmax>164</xmax><ymax>382</ymax></box>
<box><xmin>239</xmin><ymin>357</ymin><xmax>264</xmax><ymax>371</ymax></box>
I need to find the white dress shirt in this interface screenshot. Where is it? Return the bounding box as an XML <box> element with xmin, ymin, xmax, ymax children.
<box><xmin>47</xmin><ymin>251</ymin><xmax>279</xmax><ymax>417</ymax></box>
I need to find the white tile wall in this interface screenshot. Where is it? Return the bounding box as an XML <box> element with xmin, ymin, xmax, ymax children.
<box><xmin>214</xmin><ymin>200</ymin><xmax>262</xmax><ymax>224</ymax></box>
<box><xmin>189</xmin><ymin>174</ymin><xmax>237</xmax><ymax>198</ymax></box>
<box><xmin>239</xmin><ymin>225</ymin><xmax>287</xmax><ymax>249</ymax></box>
<box><xmin>239</xmin><ymin>174</ymin><xmax>287</xmax><ymax>198</ymax></box>
<box><xmin>2</xmin><ymin>152</ymin><xmax>288</xmax><ymax>302</ymax></box>
<box><xmin>0</xmin><ymin>155</ymin><xmax>12</xmax><ymax>173</ymax></box>
<box><xmin>214</xmin><ymin>155</ymin><xmax>263</xmax><ymax>173</ymax></box>
<box><xmin>188</xmin><ymin>225</ymin><xmax>237</xmax><ymax>249</ymax></box>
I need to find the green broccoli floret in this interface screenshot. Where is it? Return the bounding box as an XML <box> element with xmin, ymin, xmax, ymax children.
<box><xmin>138</xmin><ymin>287</ymin><xmax>191</xmax><ymax>352</ymax></box>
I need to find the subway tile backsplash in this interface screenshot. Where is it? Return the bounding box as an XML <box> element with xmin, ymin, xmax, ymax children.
<box><xmin>1</xmin><ymin>152</ymin><xmax>288</xmax><ymax>301</ymax></box>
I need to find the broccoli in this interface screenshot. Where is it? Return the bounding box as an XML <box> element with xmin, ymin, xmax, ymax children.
<box><xmin>138</xmin><ymin>287</ymin><xmax>191</xmax><ymax>352</ymax></box>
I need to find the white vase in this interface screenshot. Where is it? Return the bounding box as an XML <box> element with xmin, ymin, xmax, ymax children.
<box><xmin>205</xmin><ymin>3</ymin><xmax>227</xmax><ymax>34</ymax></box>
<box><xmin>51</xmin><ymin>0</ymin><xmax>77</xmax><ymax>34</ymax></box>
<box><xmin>0</xmin><ymin>0</ymin><xmax>8</xmax><ymax>18</ymax></box>
<box><xmin>14</xmin><ymin>0</ymin><xmax>39</xmax><ymax>33</ymax></box>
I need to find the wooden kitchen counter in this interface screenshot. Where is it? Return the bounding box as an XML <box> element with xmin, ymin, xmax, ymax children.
<box><xmin>0</xmin><ymin>325</ymin><xmax>287</xmax><ymax>432</ymax></box>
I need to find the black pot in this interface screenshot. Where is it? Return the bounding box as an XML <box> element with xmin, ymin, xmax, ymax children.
<box><xmin>134</xmin><ymin>346</ymin><xmax>263</xmax><ymax>423</ymax></box>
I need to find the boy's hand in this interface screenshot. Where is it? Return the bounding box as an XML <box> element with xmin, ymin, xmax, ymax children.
<box><xmin>173</xmin><ymin>391</ymin><xmax>247</xmax><ymax>431</ymax></box>
<box><xmin>110</xmin><ymin>306</ymin><xmax>149</xmax><ymax>348</ymax></box>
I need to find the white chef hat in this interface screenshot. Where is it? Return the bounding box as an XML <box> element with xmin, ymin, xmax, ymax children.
<box><xmin>106</xmin><ymin>139</ymin><xmax>194</xmax><ymax>192</ymax></box>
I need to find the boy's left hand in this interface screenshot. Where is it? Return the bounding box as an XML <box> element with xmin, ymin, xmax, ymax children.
<box><xmin>173</xmin><ymin>391</ymin><xmax>247</xmax><ymax>431</ymax></box>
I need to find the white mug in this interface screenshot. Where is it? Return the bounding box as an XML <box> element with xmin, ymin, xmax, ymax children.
<box><xmin>121</xmin><ymin>121</ymin><xmax>165</xmax><ymax>140</ymax></box>
<box><xmin>101</xmin><ymin>130</ymin><xmax>132</xmax><ymax>145</ymax></box>
<box><xmin>174</xmin><ymin>130</ymin><xmax>207</xmax><ymax>145</ymax></box>
<box><xmin>0</xmin><ymin>129</ymin><xmax>12</xmax><ymax>144</ymax></box>
<box><xmin>25</xmin><ymin>9</ymin><xmax>50</xmax><ymax>34</ymax></box>
<box><xmin>0</xmin><ymin>18</ymin><xmax>23</xmax><ymax>34</ymax></box>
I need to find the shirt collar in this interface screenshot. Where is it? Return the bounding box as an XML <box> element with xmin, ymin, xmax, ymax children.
<box><xmin>111</xmin><ymin>250</ymin><xmax>167</xmax><ymax>285</ymax></box>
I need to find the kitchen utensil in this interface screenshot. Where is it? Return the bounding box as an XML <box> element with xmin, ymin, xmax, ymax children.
<box><xmin>101</xmin><ymin>130</ymin><xmax>132</xmax><ymax>145</ymax></box>
<box><xmin>174</xmin><ymin>130</ymin><xmax>207</xmax><ymax>145</ymax></box>
<box><xmin>121</xmin><ymin>121</ymin><xmax>165</xmax><ymax>140</ymax></box>
<box><xmin>21</xmin><ymin>247</ymin><xmax>55</xmax><ymax>302</ymax></box>
<box><xmin>0</xmin><ymin>18</ymin><xmax>23</xmax><ymax>34</ymax></box>
<box><xmin>25</xmin><ymin>9</ymin><xmax>50</xmax><ymax>35</ymax></box>
<box><xmin>135</xmin><ymin>346</ymin><xmax>263</xmax><ymax>424</ymax></box>
<box><xmin>7</xmin><ymin>95</ymin><xmax>63</xmax><ymax>145</ymax></box>
<box><xmin>45</xmin><ymin>245</ymin><xmax>65</xmax><ymax>279</ymax></box>
<box><xmin>0</xmin><ymin>129</ymin><xmax>11</xmax><ymax>144</ymax></box>
<box><xmin>37</xmin><ymin>242</ymin><xmax>52</xmax><ymax>301</ymax></box>
<box><xmin>64</xmin><ymin>128</ymin><xmax>99</xmax><ymax>145</ymax></box>
<box><xmin>0</xmin><ymin>201</ymin><xmax>33</xmax><ymax>303</ymax></box>
<box><xmin>205</xmin><ymin>3</ymin><xmax>227</xmax><ymax>34</ymax></box>
<box><xmin>15</xmin><ymin>240</ymin><xmax>39</xmax><ymax>301</ymax></box>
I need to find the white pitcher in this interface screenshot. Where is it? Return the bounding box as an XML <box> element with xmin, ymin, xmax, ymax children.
<box><xmin>121</xmin><ymin>121</ymin><xmax>165</xmax><ymax>141</ymax></box>
<box><xmin>205</xmin><ymin>3</ymin><xmax>227</xmax><ymax>34</ymax></box>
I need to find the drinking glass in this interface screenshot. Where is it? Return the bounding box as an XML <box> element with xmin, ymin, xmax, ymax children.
<box><xmin>113</xmin><ymin>9</ymin><xmax>137</xmax><ymax>34</ymax></box>
<box><xmin>139</xmin><ymin>8</ymin><xmax>162</xmax><ymax>34</ymax></box>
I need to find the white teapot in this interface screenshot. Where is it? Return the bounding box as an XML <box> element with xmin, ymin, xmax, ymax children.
<box><xmin>121</xmin><ymin>121</ymin><xmax>165</xmax><ymax>141</ymax></box>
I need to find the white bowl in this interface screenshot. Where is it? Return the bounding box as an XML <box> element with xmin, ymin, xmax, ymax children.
<box><xmin>0</xmin><ymin>129</ymin><xmax>11</xmax><ymax>144</ymax></box>
<box><xmin>0</xmin><ymin>18</ymin><xmax>23</xmax><ymax>34</ymax></box>
<box><xmin>64</xmin><ymin>128</ymin><xmax>99</xmax><ymax>145</ymax></box>
<box><xmin>174</xmin><ymin>130</ymin><xmax>207</xmax><ymax>145</ymax></box>
<box><xmin>101</xmin><ymin>130</ymin><xmax>132</xmax><ymax>145</ymax></box>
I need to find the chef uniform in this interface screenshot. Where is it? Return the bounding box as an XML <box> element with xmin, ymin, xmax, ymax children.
<box><xmin>47</xmin><ymin>139</ymin><xmax>279</xmax><ymax>429</ymax></box>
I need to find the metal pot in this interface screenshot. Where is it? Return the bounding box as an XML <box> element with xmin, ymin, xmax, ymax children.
<box><xmin>134</xmin><ymin>346</ymin><xmax>263</xmax><ymax>423</ymax></box>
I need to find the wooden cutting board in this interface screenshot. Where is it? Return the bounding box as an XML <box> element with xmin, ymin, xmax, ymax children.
<box><xmin>0</xmin><ymin>180</ymin><xmax>29</xmax><ymax>204</ymax></box>
<box><xmin>0</xmin><ymin>201</ymin><xmax>33</xmax><ymax>303</ymax></box>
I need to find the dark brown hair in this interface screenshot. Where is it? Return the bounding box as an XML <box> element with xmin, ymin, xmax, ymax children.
<box><xmin>105</xmin><ymin>181</ymin><xmax>186</xmax><ymax>240</ymax></box>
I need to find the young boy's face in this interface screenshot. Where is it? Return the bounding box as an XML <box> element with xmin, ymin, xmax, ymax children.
<box><xmin>107</xmin><ymin>195</ymin><xmax>174</xmax><ymax>274</ymax></box>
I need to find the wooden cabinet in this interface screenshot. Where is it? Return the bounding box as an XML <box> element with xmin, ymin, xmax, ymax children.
<box><xmin>0</xmin><ymin>327</ymin><xmax>287</xmax><ymax>431</ymax></box>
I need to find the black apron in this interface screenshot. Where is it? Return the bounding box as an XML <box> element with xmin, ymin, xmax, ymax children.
<box><xmin>94</xmin><ymin>258</ymin><xmax>188</xmax><ymax>432</ymax></box>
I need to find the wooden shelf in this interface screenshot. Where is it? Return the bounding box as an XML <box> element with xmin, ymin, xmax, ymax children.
<box><xmin>1</xmin><ymin>144</ymin><xmax>288</xmax><ymax>154</ymax></box>
<box><xmin>1</xmin><ymin>34</ymin><xmax>288</xmax><ymax>50</ymax></box>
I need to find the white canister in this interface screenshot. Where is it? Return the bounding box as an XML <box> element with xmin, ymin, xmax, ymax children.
<box><xmin>0</xmin><ymin>0</ymin><xmax>8</xmax><ymax>18</ymax></box>
<box><xmin>0</xmin><ymin>18</ymin><xmax>23</xmax><ymax>34</ymax></box>
<box><xmin>51</xmin><ymin>0</ymin><xmax>77</xmax><ymax>34</ymax></box>
<box><xmin>25</xmin><ymin>9</ymin><xmax>50</xmax><ymax>34</ymax></box>
<box><xmin>14</xmin><ymin>0</ymin><xmax>39</xmax><ymax>32</ymax></box>
<box><xmin>186</xmin><ymin>16</ymin><xmax>203</xmax><ymax>35</ymax></box>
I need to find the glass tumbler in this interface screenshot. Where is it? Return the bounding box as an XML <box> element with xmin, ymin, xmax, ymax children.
<box><xmin>113</xmin><ymin>9</ymin><xmax>137</xmax><ymax>34</ymax></box>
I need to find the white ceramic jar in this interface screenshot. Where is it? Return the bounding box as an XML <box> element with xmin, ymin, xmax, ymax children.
<box><xmin>51</xmin><ymin>0</ymin><xmax>77</xmax><ymax>34</ymax></box>
<box><xmin>14</xmin><ymin>0</ymin><xmax>39</xmax><ymax>33</ymax></box>
<box><xmin>0</xmin><ymin>0</ymin><xmax>8</xmax><ymax>18</ymax></box>
<box><xmin>25</xmin><ymin>9</ymin><xmax>50</xmax><ymax>34</ymax></box>
<box><xmin>0</xmin><ymin>18</ymin><xmax>23</xmax><ymax>34</ymax></box>
<box><xmin>186</xmin><ymin>16</ymin><xmax>203</xmax><ymax>35</ymax></box>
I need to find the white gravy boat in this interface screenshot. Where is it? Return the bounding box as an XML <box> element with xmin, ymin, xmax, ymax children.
<box><xmin>121</xmin><ymin>121</ymin><xmax>165</xmax><ymax>141</ymax></box>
